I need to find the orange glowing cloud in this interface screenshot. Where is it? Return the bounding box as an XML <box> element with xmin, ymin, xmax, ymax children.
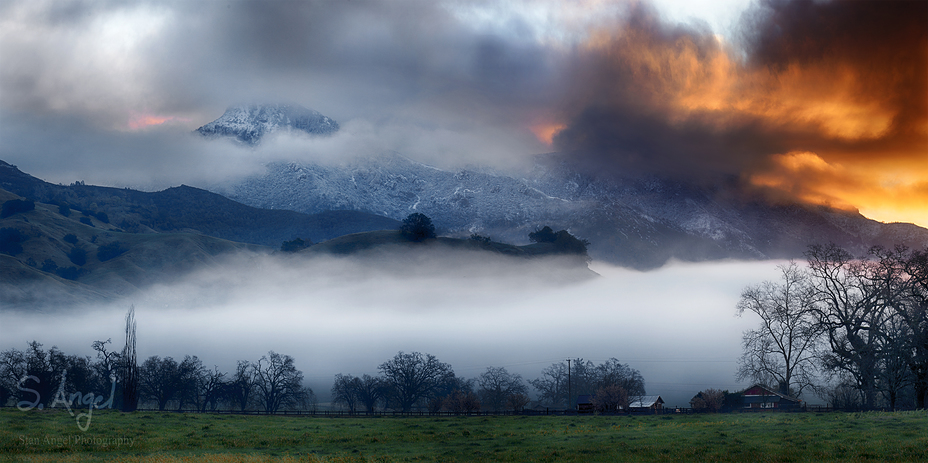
<box><xmin>530</xmin><ymin>122</ymin><xmax>567</xmax><ymax>146</ymax></box>
<box><xmin>749</xmin><ymin>151</ymin><xmax>928</xmax><ymax>228</ymax></box>
<box><xmin>554</xmin><ymin>1</ymin><xmax>928</xmax><ymax>228</ymax></box>
<box><xmin>127</xmin><ymin>114</ymin><xmax>183</xmax><ymax>130</ymax></box>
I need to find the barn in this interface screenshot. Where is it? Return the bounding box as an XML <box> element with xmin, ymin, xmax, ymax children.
<box><xmin>741</xmin><ymin>384</ymin><xmax>802</xmax><ymax>409</ymax></box>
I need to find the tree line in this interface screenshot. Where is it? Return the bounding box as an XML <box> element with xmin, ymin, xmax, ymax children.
<box><xmin>1</xmin><ymin>340</ymin><xmax>645</xmax><ymax>413</ymax></box>
<box><xmin>737</xmin><ymin>244</ymin><xmax>928</xmax><ymax>410</ymax></box>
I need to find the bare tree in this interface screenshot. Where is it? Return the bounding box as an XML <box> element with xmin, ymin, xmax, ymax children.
<box><xmin>139</xmin><ymin>356</ymin><xmax>180</xmax><ymax>411</ymax></box>
<box><xmin>0</xmin><ymin>348</ymin><xmax>26</xmax><ymax>406</ymax></box>
<box><xmin>331</xmin><ymin>374</ymin><xmax>360</xmax><ymax>413</ymax></box>
<box><xmin>378</xmin><ymin>351</ymin><xmax>454</xmax><ymax>412</ymax></box>
<box><xmin>892</xmin><ymin>246</ymin><xmax>928</xmax><ymax>408</ymax></box>
<box><xmin>121</xmin><ymin>306</ymin><xmax>139</xmax><ymax>412</ymax></box>
<box><xmin>253</xmin><ymin>351</ymin><xmax>304</xmax><ymax>413</ymax></box>
<box><xmin>229</xmin><ymin>360</ymin><xmax>256</xmax><ymax>412</ymax></box>
<box><xmin>596</xmin><ymin>358</ymin><xmax>646</xmax><ymax>398</ymax></box>
<box><xmin>191</xmin><ymin>365</ymin><xmax>226</xmax><ymax>412</ymax></box>
<box><xmin>736</xmin><ymin>262</ymin><xmax>822</xmax><ymax>396</ymax></box>
<box><xmin>506</xmin><ymin>392</ymin><xmax>530</xmax><ymax>412</ymax></box>
<box><xmin>806</xmin><ymin>244</ymin><xmax>893</xmax><ymax>409</ymax></box>
<box><xmin>529</xmin><ymin>362</ymin><xmax>568</xmax><ymax>407</ymax></box>
<box><xmin>442</xmin><ymin>389</ymin><xmax>480</xmax><ymax>413</ymax></box>
<box><xmin>355</xmin><ymin>374</ymin><xmax>385</xmax><ymax>413</ymax></box>
<box><xmin>591</xmin><ymin>384</ymin><xmax>628</xmax><ymax>413</ymax></box>
<box><xmin>176</xmin><ymin>355</ymin><xmax>204</xmax><ymax>411</ymax></box>
<box><xmin>477</xmin><ymin>367</ymin><xmax>528</xmax><ymax>412</ymax></box>
<box><xmin>532</xmin><ymin>358</ymin><xmax>643</xmax><ymax>409</ymax></box>
<box><xmin>691</xmin><ymin>388</ymin><xmax>725</xmax><ymax>412</ymax></box>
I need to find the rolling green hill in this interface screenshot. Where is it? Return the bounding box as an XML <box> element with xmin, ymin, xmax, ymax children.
<box><xmin>0</xmin><ymin>188</ymin><xmax>268</xmax><ymax>309</ymax></box>
<box><xmin>0</xmin><ymin>160</ymin><xmax>400</xmax><ymax>247</ymax></box>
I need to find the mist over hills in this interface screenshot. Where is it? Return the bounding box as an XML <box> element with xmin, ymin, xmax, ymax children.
<box><xmin>0</xmin><ymin>161</ymin><xmax>596</xmax><ymax>309</ymax></box>
<box><xmin>220</xmin><ymin>148</ymin><xmax>928</xmax><ymax>270</ymax></box>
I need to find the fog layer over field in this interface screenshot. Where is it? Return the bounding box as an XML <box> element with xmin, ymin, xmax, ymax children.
<box><xmin>0</xmin><ymin>254</ymin><xmax>785</xmax><ymax>407</ymax></box>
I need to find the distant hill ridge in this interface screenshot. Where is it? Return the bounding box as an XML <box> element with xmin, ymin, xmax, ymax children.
<box><xmin>0</xmin><ymin>161</ymin><xmax>596</xmax><ymax>308</ymax></box>
<box><xmin>0</xmin><ymin>160</ymin><xmax>398</xmax><ymax>248</ymax></box>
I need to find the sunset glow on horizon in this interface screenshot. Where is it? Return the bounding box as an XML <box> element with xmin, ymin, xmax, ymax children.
<box><xmin>127</xmin><ymin>114</ymin><xmax>178</xmax><ymax>130</ymax></box>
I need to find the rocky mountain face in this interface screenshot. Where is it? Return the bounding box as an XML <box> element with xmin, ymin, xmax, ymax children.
<box><xmin>195</xmin><ymin>103</ymin><xmax>339</xmax><ymax>145</ymax></box>
<box><xmin>222</xmin><ymin>152</ymin><xmax>928</xmax><ymax>270</ymax></box>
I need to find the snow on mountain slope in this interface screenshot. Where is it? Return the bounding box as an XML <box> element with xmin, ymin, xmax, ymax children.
<box><xmin>196</xmin><ymin>103</ymin><xmax>339</xmax><ymax>145</ymax></box>
<box><xmin>198</xmin><ymin>107</ymin><xmax>928</xmax><ymax>269</ymax></box>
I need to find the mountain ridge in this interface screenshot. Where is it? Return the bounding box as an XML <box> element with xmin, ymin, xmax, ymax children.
<box><xmin>220</xmin><ymin>151</ymin><xmax>928</xmax><ymax>269</ymax></box>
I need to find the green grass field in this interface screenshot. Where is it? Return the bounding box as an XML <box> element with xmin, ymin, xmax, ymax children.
<box><xmin>1</xmin><ymin>408</ymin><xmax>926</xmax><ymax>462</ymax></box>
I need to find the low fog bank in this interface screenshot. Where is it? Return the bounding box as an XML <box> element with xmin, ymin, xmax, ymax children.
<box><xmin>0</xmin><ymin>254</ymin><xmax>786</xmax><ymax>407</ymax></box>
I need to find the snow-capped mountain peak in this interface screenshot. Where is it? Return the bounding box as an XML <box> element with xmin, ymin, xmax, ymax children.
<box><xmin>195</xmin><ymin>103</ymin><xmax>339</xmax><ymax>145</ymax></box>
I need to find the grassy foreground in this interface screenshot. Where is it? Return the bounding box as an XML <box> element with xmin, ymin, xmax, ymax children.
<box><xmin>1</xmin><ymin>408</ymin><xmax>926</xmax><ymax>462</ymax></box>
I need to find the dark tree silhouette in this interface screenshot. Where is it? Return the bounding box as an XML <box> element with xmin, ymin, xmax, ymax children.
<box><xmin>400</xmin><ymin>213</ymin><xmax>436</xmax><ymax>242</ymax></box>
<box><xmin>139</xmin><ymin>356</ymin><xmax>179</xmax><ymax>411</ymax></box>
<box><xmin>477</xmin><ymin>367</ymin><xmax>528</xmax><ymax>412</ymax></box>
<box><xmin>97</xmin><ymin>242</ymin><xmax>127</xmax><ymax>262</ymax></box>
<box><xmin>1</xmin><ymin>199</ymin><xmax>34</xmax><ymax>218</ymax></box>
<box><xmin>591</xmin><ymin>384</ymin><xmax>629</xmax><ymax>413</ymax></box>
<box><xmin>736</xmin><ymin>262</ymin><xmax>822</xmax><ymax>397</ymax></box>
<box><xmin>378</xmin><ymin>351</ymin><xmax>453</xmax><ymax>412</ymax></box>
<box><xmin>806</xmin><ymin>244</ymin><xmax>891</xmax><ymax>410</ymax></box>
<box><xmin>121</xmin><ymin>306</ymin><xmax>139</xmax><ymax>412</ymax></box>
<box><xmin>529</xmin><ymin>226</ymin><xmax>557</xmax><ymax>243</ymax></box>
<box><xmin>0</xmin><ymin>228</ymin><xmax>25</xmax><ymax>256</ymax></box>
<box><xmin>331</xmin><ymin>373</ymin><xmax>361</xmax><ymax>413</ymax></box>
<box><xmin>67</xmin><ymin>247</ymin><xmax>87</xmax><ymax>266</ymax></box>
<box><xmin>229</xmin><ymin>360</ymin><xmax>256</xmax><ymax>412</ymax></box>
<box><xmin>253</xmin><ymin>351</ymin><xmax>304</xmax><ymax>413</ymax></box>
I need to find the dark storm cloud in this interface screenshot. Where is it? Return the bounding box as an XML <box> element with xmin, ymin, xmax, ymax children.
<box><xmin>551</xmin><ymin>0</ymin><xmax>927</xmax><ymax>189</ymax></box>
<box><xmin>739</xmin><ymin>0</ymin><xmax>927</xmax><ymax>142</ymax></box>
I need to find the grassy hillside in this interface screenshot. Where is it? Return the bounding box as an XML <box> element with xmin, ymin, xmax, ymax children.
<box><xmin>0</xmin><ymin>160</ymin><xmax>400</xmax><ymax>247</ymax></box>
<box><xmin>1</xmin><ymin>409</ymin><xmax>925</xmax><ymax>462</ymax></box>
<box><xmin>0</xmin><ymin>189</ymin><xmax>268</xmax><ymax>309</ymax></box>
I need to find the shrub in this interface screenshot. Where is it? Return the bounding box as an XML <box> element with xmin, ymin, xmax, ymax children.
<box><xmin>56</xmin><ymin>266</ymin><xmax>80</xmax><ymax>280</ymax></box>
<box><xmin>528</xmin><ymin>226</ymin><xmax>557</xmax><ymax>243</ymax></box>
<box><xmin>67</xmin><ymin>247</ymin><xmax>87</xmax><ymax>266</ymax></box>
<box><xmin>0</xmin><ymin>227</ymin><xmax>25</xmax><ymax>256</ymax></box>
<box><xmin>57</xmin><ymin>203</ymin><xmax>71</xmax><ymax>217</ymax></box>
<box><xmin>96</xmin><ymin>242</ymin><xmax>127</xmax><ymax>261</ymax></box>
<box><xmin>93</xmin><ymin>211</ymin><xmax>109</xmax><ymax>223</ymax></box>
<box><xmin>469</xmin><ymin>233</ymin><xmax>492</xmax><ymax>243</ymax></box>
<box><xmin>79</xmin><ymin>217</ymin><xmax>94</xmax><ymax>227</ymax></box>
<box><xmin>1</xmin><ymin>199</ymin><xmax>35</xmax><ymax>218</ymax></box>
<box><xmin>400</xmin><ymin>213</ymin><xmax>436</xmax><ymax>242</ymax></box>
<box><xmin>63</xmin><ymin>233</ymin><xmax>78</xmax><ymax>244</ymax></box>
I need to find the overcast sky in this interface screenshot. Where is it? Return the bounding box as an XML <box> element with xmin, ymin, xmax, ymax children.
<box><xmin>1</xmin><ymin>0</ymin><xmax>925</xmax><ymax>226</ymax></box>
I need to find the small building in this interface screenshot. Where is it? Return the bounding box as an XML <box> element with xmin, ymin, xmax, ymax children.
<box><xmin>629</xmin><ymin>395</ymin><xmax>664</xmax><ymax>413</ymax></box>
<box><xmin>741</xmin><ymin>384</ymin><xmax>802</xmax><ymax>409</ymax></box>
<box><xmin>575</xmin><ymin>395</ymin><xmax>594</xmax><ymax>413</ymax></box>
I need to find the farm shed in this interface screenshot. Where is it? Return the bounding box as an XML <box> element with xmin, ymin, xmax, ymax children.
<box><xmin>629</xmin><ymin>395</ymin><xmax>664</xmax><ymax>413</ymax></box>
<box><xmin>741</xmin><ymin>384</ymin><xmax>801</xmax><ymax>409</ymax></box>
